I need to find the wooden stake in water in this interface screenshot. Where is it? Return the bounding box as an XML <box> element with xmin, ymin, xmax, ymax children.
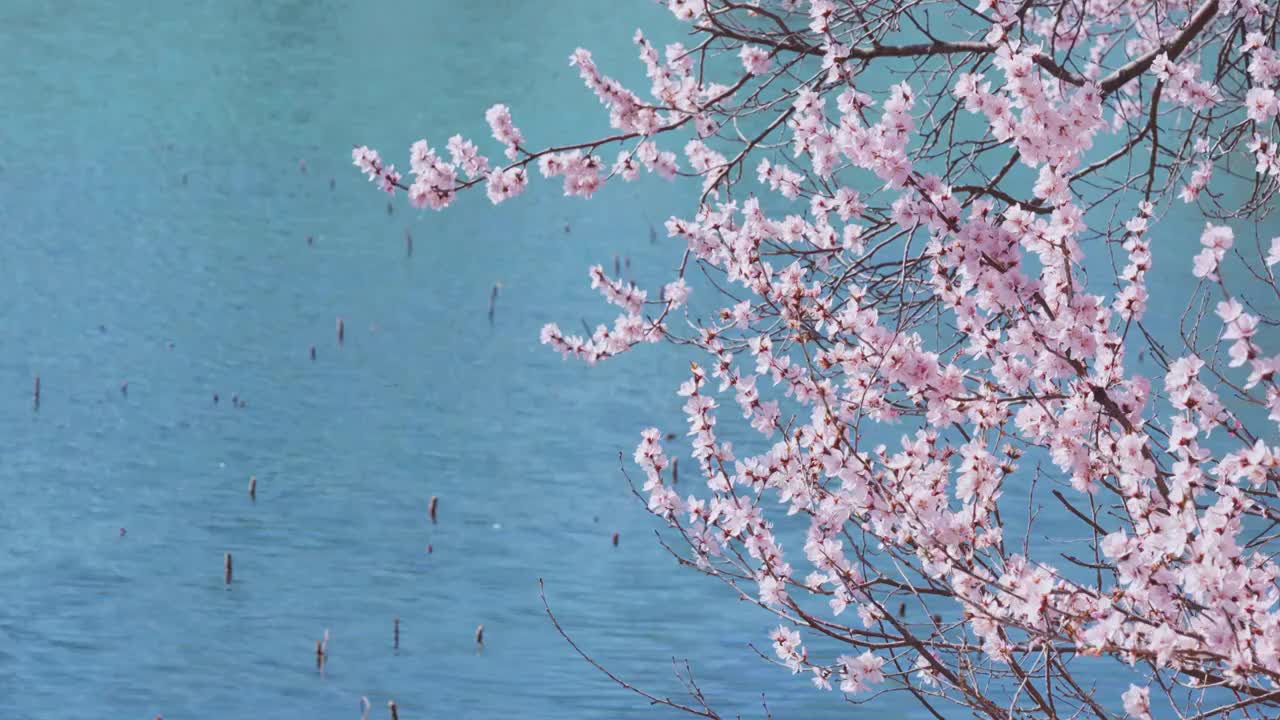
<box><xmin>394</xmin><ymin>617</ymin><xmax>400</xmax><ymax>650</ymax></box>
<box><xmin>224</xmin><ymin>553</ymin><xmax>233</xmax><ymax>585</ymax></box>
<box><xmin>488</xmin><ymin>283</ymin><xmax>501</xmax><ymax>325</ymax></box>
<box><xmin>248</xmin><ymin>476</ymin><xmax>257</xmax><ymax>501</ymax></box>
<box><xmin>612</xmin><ymin>532</ymin><xmax>619</xmax><ymax>547</ymax></box>
<box><xmin>475</xmin><ymin>624</ymin><xmax>484</xmax><ymax>647</ymax></box>
<box><xmin>405</xmin><ymin>228</ymin><xmax>413</xmax><ymax>258</ymax></box>
<box><xmin>428</xmin><ymin>496</ymin><xmax>438</xmax><ymax>524</ymax></box>
<box><xmin>316</xmin><ymin>629</ymin><xmax>329</xmax><ymax>671</ymax></box>
<box><xmin>672</xmin><ymin>457</ymin><xmax>678</xmax><ymax>485</ymax></box>
<box><xmin>337</xmin><ymin>318</ymin><xmax>345</xmax><ymax>345</ymax></box>
<box><xmin>309</xmin><ymin>345</ymin><xmax>316</xmax><ymax>361</ymax></box>
<box><xmin>33</xmin><ymin>375</ymin><xmax>40</xmax><ymax>409</ymax></box>
<box><xmin>388</xmin><ymin>700</ymin><xmax>399</xmax><ymax>720</ymax></box>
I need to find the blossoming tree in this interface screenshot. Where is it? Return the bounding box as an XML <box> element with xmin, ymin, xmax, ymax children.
<box><xmin>354</xmin><ymin>0</ymin><xmax>1280</xmax><ymax>717</ymax></box>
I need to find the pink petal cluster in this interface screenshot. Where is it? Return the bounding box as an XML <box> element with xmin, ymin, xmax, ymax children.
<box><xmin>352</xmin><ymin>146</ymin><xmax>400</xmax><ymax>195</ymax></box>
<box><xmin>485</xmin><ymin>104</ymin><xmax>523</xmax><ymax>160</ymax></box>
<box><xmin>739</xmin><ymin>46</ymin><xmax>771</xmax><ymax>76</ymax></box>
<box><xmin>356</xmin><ymin>3</ymin><xmax>1280</xmax><ymax>716</ymax></box>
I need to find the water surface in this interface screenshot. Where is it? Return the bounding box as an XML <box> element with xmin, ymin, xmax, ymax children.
<box><xmin>1</xmin><ymin>3</ymin><xmax>1274</xmax><ymax>720</ymax></box>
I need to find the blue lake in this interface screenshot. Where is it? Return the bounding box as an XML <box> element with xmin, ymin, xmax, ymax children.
<box><xmin>0</xmin><ymin>2</ymin><xmax>850</xmax><ymax>718</ymax></box>
<box><xmin>1</xmin><ymin>2</ymin><xmax>1274</xmax><ymax>719</ymax></box>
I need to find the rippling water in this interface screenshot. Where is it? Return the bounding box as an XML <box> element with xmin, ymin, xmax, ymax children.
<box><xmin>2</xmin><ymin>3</ymin><xmax>1276</xmax><ymax>720</ymax></box>
<box><xmin>0</xmin><ymin>2</ymin><xmax>859</xmax><ymax>718</ymax></box>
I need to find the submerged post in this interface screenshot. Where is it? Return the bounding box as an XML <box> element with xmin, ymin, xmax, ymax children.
<box><xmin>488</xmin><ymin>283</ymin><xmax>501</xmax><ymax>325</ymax></box>
<box><xmin>316</xmin><ymin>629</ymin><xmax>329</xmax><ymax>671</ymax></box>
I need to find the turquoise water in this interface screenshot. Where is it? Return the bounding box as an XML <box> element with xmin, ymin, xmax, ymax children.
<box><xmin>0</xmin><ymin>4</ymin><xmax>829</xmax><ymax>717</ymax></box>
<box><xmin>0</xmin><ymin>2</ymin><xmax>859</xmax><ymax>718</ymax></box>
<box><xmin>2</xmin><ymin>2</ymin><xmax>1275</xmax><ymax>719</ymax></box>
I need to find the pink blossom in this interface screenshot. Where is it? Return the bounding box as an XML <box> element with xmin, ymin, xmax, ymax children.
<box><xmin>1193</xmin><ymin>224</ymin><xmax>1233</xmax><ymax>279</ymax></box>
<box><xmin>662</xmin><ymin>278</ymin><xmax>690</xmax><ymax>308</ymax></box>
<box><xmin>446</xmin><ymin>134</ymin><xmax>489</xmax><ymax>179</ymax></box>
<box><xmin>1122</xmin><ymin>684</ymin><xmax>1151</xmax><ymax>720</ymax></box>
<box><xmin>769</xmin><ymin>626</ymin><xmax>804</xmax><ymax>671</ymax></box>
<box><xmin>667</xmin><ymin>0</ymin><xmax>705</xmax><ymax>22</ymax></box>
<box><xmin>484</xmin><ymin>104</ymin><xmax>523</xmax><ymax>160</ymax></box>
<box><xmin>355</xmin><ymin>7</ymin><xmax>1280</xmax><ymax>716</ymax></box>
<box><xmin>1246</xmin><ymin>87</ymin><xmax>1278</xmax><ymax>122</ymax></box>
<box><xmin>740</xmin><ymin>45</ymin><xmax>771</xmax><ymax>75</ymax></box>
<box><xmin>837</xmin><ymin>651</ymin><xmax>884</xmax><ymax>693</ymax></box>
<box><xmin>484</xmin><ymin>167</ymin><xmax>527</xmax><ymax>205</ymax></box>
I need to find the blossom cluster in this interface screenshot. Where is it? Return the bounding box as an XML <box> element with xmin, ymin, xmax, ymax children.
<box><xmin>359</xmin><ymin>1</ymin><xmax>1280</xmax><ymax>716</ymax></box>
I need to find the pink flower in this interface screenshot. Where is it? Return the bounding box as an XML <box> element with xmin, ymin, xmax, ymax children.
<box><xmin>768</xmin><ymin>626</ymin><xmax>804</xmax><ymax>670</ymax></box>
<box><xmin>1216</xmin><ymin>298</ymin><xmax>1243</xmax><ymax>324</ymax></box>
<box><xmin>662</xmin><ymin>278</ymin><xmax>691</xmax><ymax>308</ymax></box>
<box><xmin>1201</xmin><ymin>223</ymin><xmax>1234</xmax><ymax>251</ymax></box>
<box><xmin>667</xmin><ymin>0</ymin><xmax>706</xmax><ymax>21</ymax></box>
<box><xmin>352</xmin><ymin>145</ymin><xmax>380</xmax><ymax>174</ymax></box>
<box><xmin>446</xmin><ymin>134</ymin><xmax>489</xmax><ymax>179</ymax></box>
<box><xmin>809</xmin><ymin>0</ymin><xmax>835</xmax><ymax>34</ymax></box>
<box><xmin>484</xmin><ymin>104</ymin><xmax>524</xmax><ymax>160</ymax></box>
<box><xmin>352</xmin><ymin>11</ymin><xmax>1280</xmax><ymax>716</ymax></box>
<box><xmin>740</xmin><ymin>45</ymin><xmax>772</xmax><ymax>75</ymax></box>
<box><xmin>1192</xmin><ymin>248</ymin><xmax>1221</xmax><ymax>279</ymax></box>
<box><xmin>1193</xmin><ymin>224</ymin><xmax>1233</xmax><ymax>279</ymax></box>
<box><xmin>1122</xmin><ymin>684</ymin><xmax>1151</xmax><ymax>720</ymax></box>
<box><xmin>837</xmin><ymin>651</ymin><xmax>885</xmax><ymax>693</ymax></box>
<box><xmin>1246</xmin><ymin>87</ymin><xmax>1278</xmax><ymax>122</ymax></box>
<box><xmin>757</xmin><ymin>574</ymin><xmax>787</xmax><ymax>606</ymax></box>
<box><xmin>353</xmin><ymin>145</ymin><xmax>401</xmax><ymax>195</ymax></box>
<box><xmin>376</xmin><ymin>165</ymin><xmax>400</xmax><ymax>194</ymax></box>
<box><xmin>612</xmin><ymin>151</ymin><xmax>640</xmax><ymax>181</ymax></box>
<box><xmin>485</xmin><ymin>167</ymin><xmax>527</xmax><ymax>205</ymax></box>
